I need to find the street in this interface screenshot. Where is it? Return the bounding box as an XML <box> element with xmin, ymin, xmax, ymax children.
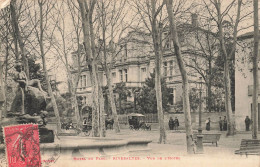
<box><xmin>51</xmin><ymin>129</ymin><xmax>260</xmax><ymax>167</ymax></box>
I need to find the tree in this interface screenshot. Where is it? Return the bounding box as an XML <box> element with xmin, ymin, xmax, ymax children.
<box><xmin>165</xmin><ymin>0</ymin><xmax>195</xmax><ymax>153</ymax></box>
<box><xmin>27</xmin><ymin>56</ymin><xmax>47</xmax><ymax>89</ymax></box>
<box><xmin>114</xmin><ymin>82</ymin><xmax>131</xmax><ymax>114</ymax></box>
<box><xmin>131</xmin><ymin>0</ymin><xmax>192</xmax><ymax>144</ymax></box>
<box><xmin>136</xmin><ymin>72</ymin><xmax>171</xmax><ymax>114</ymax></box>
<box><xmin>10</xmin><ymin>0</ymin><xmax>29</xmax><ymax>77</ymax></box>
<box><xmin>130</xmin><ymin>0</ymin><xmax>168</xmax><ymax>143</ymax></box>
<box><xmin>95</xmin><ymin>0</ymin><xmax>133</xmax><ymax>133</ymax></box>
<box><xmin>252</xmin><ymin>0</ymin><xmax>259</xmax><ymax>139</ymax></box>
<box><xmin>150</xmin><ymin>0</ymin><xmax>167</xmax><ymax>144</ymax></box>
<box><xmin>77</xmin><ymin>0</ymin><xmax>106</xmax><ymax>137</ymax></box>
<box><xmin>0</xmin><ymin>6</ymin><xmax>11</xmax><ymax>118</ymax></box>
<box><xmin>50</xmin><ymin>0</ymin><xmax>83</xmax><ymax>129</ymax></box>
<box><xmin>175</xmin><ymin>88</ymin><xmax>201</xmax><ymax>113</ymax></box>
<box><xmin>202</xmin><ymin>0</ymin><xmax>242</xmax><ymax>136</ymax></box>
<box><xmin>25</xmin><ymin>0</ymin><xmax>62</xmax><ymax>133</ymax></box>
<box><xmin>182</xmin><ymin>17</ymin><xmax>219</xmax><ymax>113</ymax></box>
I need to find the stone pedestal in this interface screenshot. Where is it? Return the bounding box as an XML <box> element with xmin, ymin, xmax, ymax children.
<box><xmin>196</xmin><ymin>135</ymin><xmax>204</xmax><ymax>154</ymax></box>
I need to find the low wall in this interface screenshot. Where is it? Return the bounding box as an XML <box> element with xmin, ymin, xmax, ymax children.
<box><xmin>47</xmin><ymin>112</ymin><xmax>236</xmax><ymax>132</ymax></box>
<box><xmin>119</xmin><ymin>112</ymin><xmax>228</xmax><ymax>131</ymax></box>
<box><xmin>164</xmin><ymin>112</ymin><xmax>227</xmax><ymax>131</ymax></box>
<box><xmin>0</xmin><ymin>137</ymin><xmax>152</xmax><ymax>163</ymax></box>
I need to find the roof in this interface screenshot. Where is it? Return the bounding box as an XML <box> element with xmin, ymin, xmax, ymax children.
<box><xmin>161</xmin><ymin>23</ymin><xmax>217</xmax><ymax>37</ymax></box>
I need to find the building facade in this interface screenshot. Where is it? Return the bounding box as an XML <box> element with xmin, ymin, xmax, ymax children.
<box><xmin>71</xmin><ymin>16</ymin><xmax>213</xmax><ymax>113</ymax></box>
<box><xmin>235</xmin><ymin>31</ymin><xmax>260</xmax><ymax>131</ymax></box>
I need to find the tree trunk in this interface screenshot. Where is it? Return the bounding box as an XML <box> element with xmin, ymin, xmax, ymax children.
<box><xmin>10</xmin><ymin>0</ymin><xmax>29</xmax><ymax>78</ymax></box>
<box><xmin>1</xmin><ymin>18</ymin><xmax>9</xmax><ymax>118</ymax></box>
<box><xmin>4</xmin><ymin>38</ymin><xmax>9</xmax><ymax>117</ymax></box>
<box><xmin>252</xmin><ymin>0</ymin><xmax>259</xmax><ymax>139</ymax></box>
<box><xmin>119</xmin><ymin>94</ymin><xmax>122</xmax><ymax>114</ymax></box>
<box><xmin>151</xmin><ymin>0</ymin><xmax>166</xmax><ymax>144</ymax></box>
<box><xmin>42</xmin><ymin>56</ymin><xmax>62</xmax><ymax>133</ymax></box>
<box><xmin>98</xmin><ymin>86</ymin><xmax>106</xmax><ymax>137</ymax></box>
<box><xmin>66</xmin><ymin>63</ymin><xmax>81</xmax><ymax>129</ymax></box>
<box><xmin>215</xmin><ymin>1</ymin><xmax>238</xmax><ymax>136</ymax></box>
<box><xmin>207</xmin><ymin>59</ymin><xmax>212</xmax><ymax>112</ymax></box>
<box><xmin>99</xmin><ymin>1</ymin><xmax>120</xmax><ymax>133</ymax></box>
<box><xmin>38</xmin><ymin>1</ymin><xmax>61</xmax><ymax>133</ymax></box>
<box><xmin>107</xmin><ymin>71</ymin><xmax>120</xmax><ymax>133</ymax></box>
<box><xmin>78</xmin><ymin>0</ymin><xmax>101</xmax><ymax>137</ymax></box>
<box><xmin>70</xmin><ymin>77</ymin><xmax>81</xmax><ymax>128</ymax></box>
<box><xmin>224</xmin><ymin>60</ymin><xmax>235</xmax><ymax>135</ymax></box>
<box><xmin>165</xmin><ymin>0</ymin><xmax>194</xmax><ymax>153</ymax></box>
<box><xmin>0</xmin><ymin>61</ymin><xmax>4</xmax><ymax>121</ymax></box>
<box><xmin>89</xmin><ymin>5</ymin><xmax>105</xmax><ymax>137</ymax></box>
<box><xmin>105</xmin><ymin>70</ymin><xmax>120</xmax><ymax>133</ymax></box>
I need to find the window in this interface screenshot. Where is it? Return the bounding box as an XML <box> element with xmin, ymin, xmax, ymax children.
<box><xmin>112</xmin><ymin>72</ymin><xmax>116</xmax><ymax>78</ymax></box>
<box><xmin>179</xmin><ymin>32</ymin><xmax>185</xmax><ymax>43</ymax></box>
<box><xmin>164</xmin><ymin>32</ymin><xmax>169</xmax><ymax>48</ymax></box>
<box><xmin>114</xmin><ymin>94</ymin><xmax>117</xmax><ymax>102</ymax></box>
<box><xmin>119</xmin><ymin>70</ymin><xmax>123</xmax><ymax>82</ymax></box>
<box><xmin>169</xmin><ymin>88</ymin><xmax>175</xmax><ymax>105</ymax></box>
<box><xmin>124</xmin><ymin>69</ymin><xmax>128</xmax><ymax>82</ymax></box>
<box><xmin>86</xmin><ymin>73</ymin><xmax>91</xmax><ymax>86</ymax></box>
<box><xmin>112</xmin><ymin>72</ymin><xmax>116</xmax><ymax>83</ymax></box>
<box><xmin>165</xmin><ymin>39</ymin><xmax>170</xmax><ymax>49</ymax></box>
<box><xmin>82</xmin><ymin>75</ymin><xmax>86</xmax><ymax>88</ymax></box>
<box><xmin>83</xmin><ymin>96</ymin><xmax>87</xmax><ymax>104</ymax></box>
<box><xmin>164</xmin><ymin>33</ymin><xmax>170</xmax><ymax>49</ymax></box>
<box><xmin>141</xmin><ymin>68</ymin><xmax>146</xmax><ymax>81</ymax></box>
<box><xmin>170</xmin><ymin>61</ymin><xmax>173</xmax><ymax>76</ymax></box>
<box><xmin>125</xmin><ymin>44</ymin><xmax>128</xmax><ymax>61</ymax></box>
<box><xmin>80</xmin><ymin>76</ymin><xmax>83</xmax><ymax>88</ymax></box>
<box><xmin>163</xmin><ymin>62</ymin><xmax>167</xmax><ymax>76</ymax></box>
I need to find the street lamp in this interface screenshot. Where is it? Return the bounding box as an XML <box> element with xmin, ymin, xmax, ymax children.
<box><xmin>196</xmin><ymin>76</ymin><xmax>204</xmax><ymax>154</ymax></box>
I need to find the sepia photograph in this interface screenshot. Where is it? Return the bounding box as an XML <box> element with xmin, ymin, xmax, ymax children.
<box><xmin>0</xmin><ymin>0</ymin><xmax>259</xmax><ymax>166</ymax></box>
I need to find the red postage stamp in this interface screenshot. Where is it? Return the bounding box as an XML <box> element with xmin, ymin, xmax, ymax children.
<box><xmin>3</xmin><ymin>124</ymin><xmax>41</xmax><ymax>167</ymax></box>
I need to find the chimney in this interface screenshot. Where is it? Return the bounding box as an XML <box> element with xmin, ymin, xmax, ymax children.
<box><xmin>191</xmin><ymin>13</ymin><xmax>198</xmax><ymax>27</ymax></box>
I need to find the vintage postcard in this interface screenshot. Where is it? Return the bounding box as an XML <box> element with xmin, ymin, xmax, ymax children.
<box><xmin>0</xmin><ymin>0</ymin><xmax>260</xmax><ymax>166</ymax></box>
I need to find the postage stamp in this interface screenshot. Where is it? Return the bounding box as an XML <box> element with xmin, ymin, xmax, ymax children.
<box><xmin>3</xmin><ymin>124</ymin><xmax>41</xmax><ymax>167</ymax></box>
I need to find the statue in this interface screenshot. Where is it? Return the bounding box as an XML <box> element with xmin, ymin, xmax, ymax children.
<box><xmin>0</xmin><ymin>62</ymin><xmax>54</xmax><ymax>143</ymax></box>
<box><xmin>11</xmin><ymin>62</ymin><xmax>48</xmax><ymax>115</ymax></box>
<box><xmin>14</xmin><ymin>63</ymin><xmax>44</xmax><ymax>92</ymax></box>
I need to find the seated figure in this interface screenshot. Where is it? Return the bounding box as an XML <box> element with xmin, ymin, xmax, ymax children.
<box><xmin>14</xmin><ymin>63</ymin><xmax>44</xmax><ymax>92</ymax></box>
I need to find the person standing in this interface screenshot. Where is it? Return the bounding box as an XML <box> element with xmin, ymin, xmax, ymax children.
<box><xmin>168</xmin><ymin>117</ymin><xmax>174</xmax><ymax>130</ymax></box>
<box><xmin>83</xmin><ymin>117</ymin><xmax>87</xmax><ymax>128</ymax></box>
<box><xmin>223</xmin><ymin>116</ymin><xmax>227</xmax><ymax>131</ymax></box>
<box><xmin>174</xmin><ymin>117</ymin><xmax>179</xmax><ymax>130</ymax></box>
<box><xmin>205</xmin><ymin>118</ymin><xmax>211</xmax><ymax>131</ymax></box>
<box><xmin>219</xmin><ymin>117</ymin><xmax>223</xmax><ymax>131</ymax></box>
<box><xmin>245</xmin><ymin>116</ymin><xmax>251</xmax><ymax>131</ymax></box>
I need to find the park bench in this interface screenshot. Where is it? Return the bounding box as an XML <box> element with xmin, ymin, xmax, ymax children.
<box><xmin>193</xmin><ymin>133</ymin><xmax>221</xmax><ymax>147</ymax></box>
<box><xmin>235</xmin><ymin>139</ymin><xmax>260</xmax><ymax>156</ymax></box>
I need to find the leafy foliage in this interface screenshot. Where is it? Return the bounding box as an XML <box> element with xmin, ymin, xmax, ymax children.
<box><xmin>28</xmin><ymin>57</ymin><xmax>47</xmax><ymax>91</ymax></box>
<box><xmin>174</xmin><ymin>88</ymin><xmax>201</xmax><ymax>112</ymax></box>
<box><xmin>135</xmin><ymin>72</ymin><xmax>171</xmax><ymax>114</ymax></box>
<box><xmin>114</xmin><ymin>82</ymin><xmax>131</xmax><ymax>114</ymax></box>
